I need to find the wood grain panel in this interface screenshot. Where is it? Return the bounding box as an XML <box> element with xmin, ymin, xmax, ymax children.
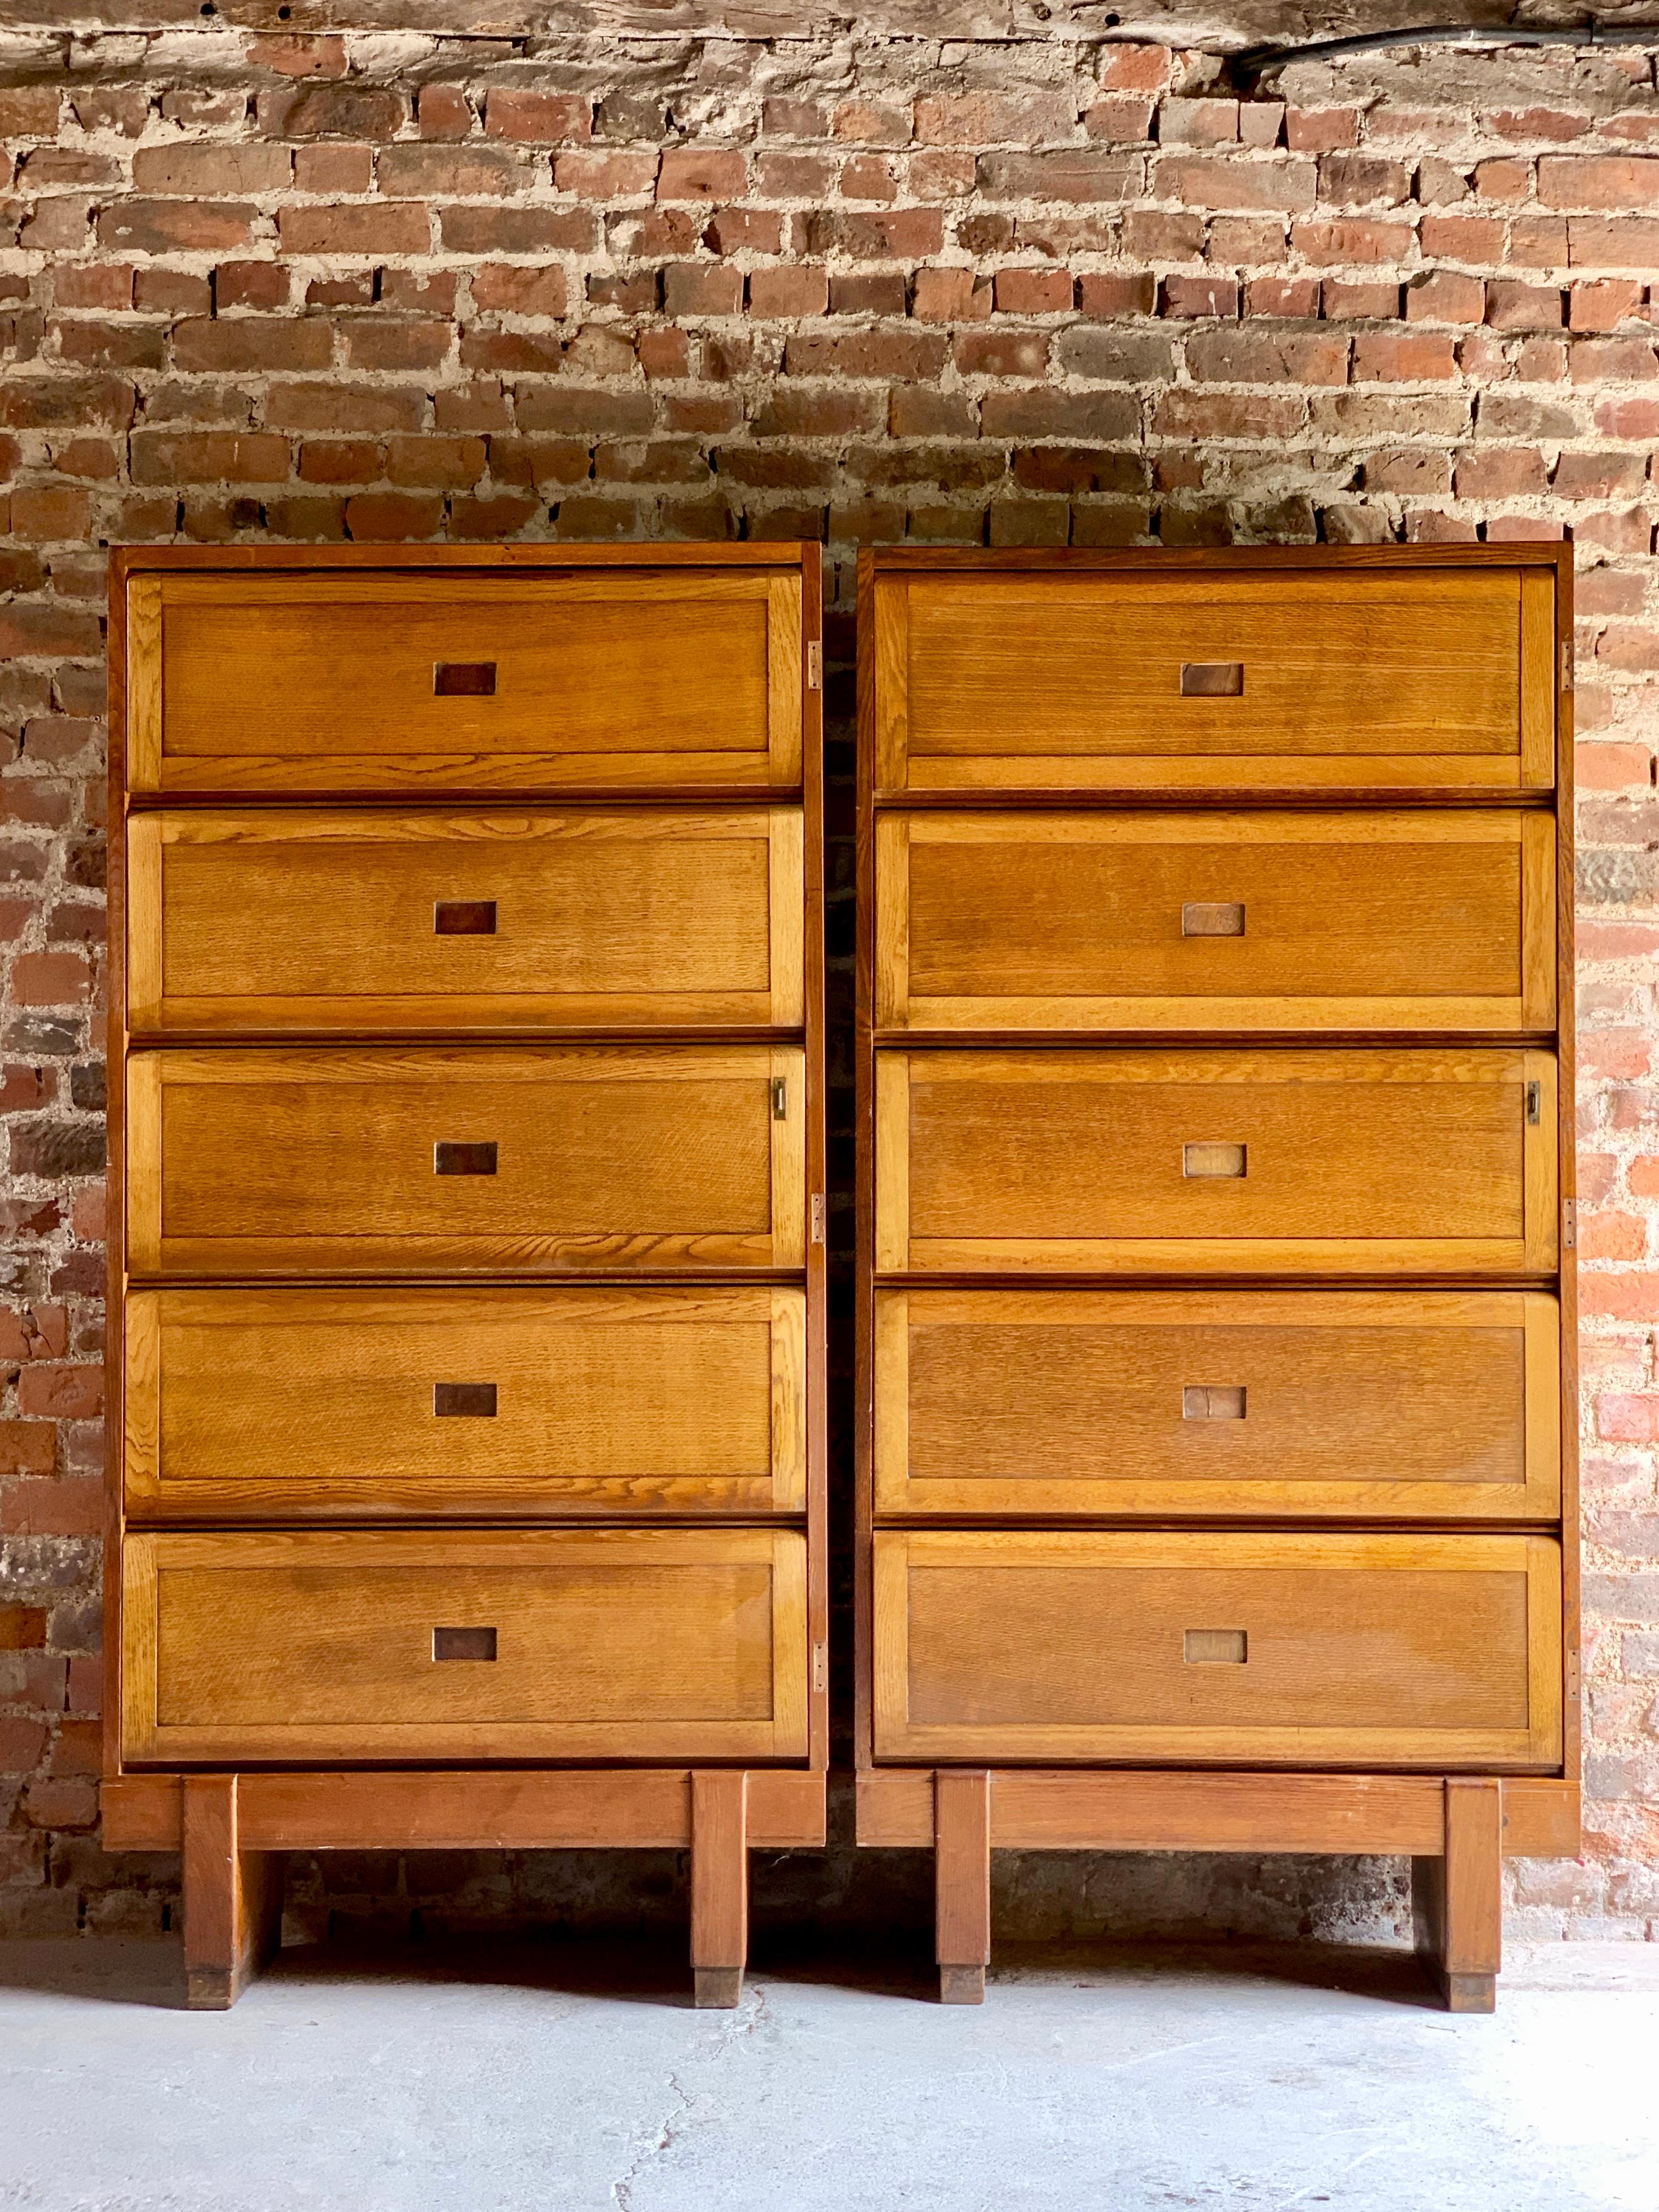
<box><xmin>129</xmin><ymin>809</ymin><xmax>804</xmax><ymax>1034</ymax></box>
<box><xmin>139</xmin><ymin>570</ymin><xmax>803</xmax><ymax>792</ymax></box>
<box><xmin>875</xmin><ymin>1288</ymin><xmax>1560</xmax><ymax>1521</ymax></box>
<box><xmin>877</xmin><ymin>1048</ymin><xmax>1557</xmax><ymax>1276</ymax></box>
<box><xmin>123</xmin><ymin>1529</ymin><xmax>809</xmax><ymax>1764</ymax></box>
<box><xmin>877</xmin><ymin>567</ymin><xmax>1543</xmax><ymax>794</ymax></box>
<box><xmin>125</xmin><ymin>1285</ymin><xmax>806</xmax><ymax>1520</ymax></box>
<box><xmin>873</xmin><ymin>1530</ymin><xmax>1562</xmax><ymax>1769</ymax></box>
<box><xmin>877</xmin><ymin>812</ymin><xmax>1554</xmax><ymax>1035</ymax></box>
<box><xmin>127</xmin><ymin>1044</ymin><xmax>806</xmax><ymax>1277</ymax></box>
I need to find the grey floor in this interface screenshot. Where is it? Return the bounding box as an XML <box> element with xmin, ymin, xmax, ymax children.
<box><xmin>2</xmin><ymin>1936</ymin><xmax>1657</xmax><ymax>2212</ymax></box>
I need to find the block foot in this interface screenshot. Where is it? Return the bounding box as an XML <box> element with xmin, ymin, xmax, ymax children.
<box><xmin>694</xmin><ymin>1966</ymin><xmax>744</xmax><ymax>2009</ymax></box>
<box><xmin>939</xmin><ymin>1964</ymin><xmax>986</xmax><ymax>2006</ymax></box>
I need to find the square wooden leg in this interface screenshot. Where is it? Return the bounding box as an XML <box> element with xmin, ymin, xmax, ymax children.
<box><xmin>183</xmin><ymin>1775</ymin><xmax>284</xmax><ymax>2011</ymax></box>
<box><xmin>935</xmin><ymin>1769</ymin><xmax>991</xmax><ymax>2006</ymax></box>
<box><xmin>1413</xmin><ymin>1777</ymin><xmax>1502</xmax><ymax>2015</ymax></box>
<box><xmin>690</xmin><ymin>1769</ymin><xmax>748</xmax><ymax>2010</ymax></box>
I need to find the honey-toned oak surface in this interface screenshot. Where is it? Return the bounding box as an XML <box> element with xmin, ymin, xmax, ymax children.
<box><xmin>127</xmin><ymin>1044</ymin><xmax>806</xmax><ymax>1276</ymax></box>
<box><xmin>875</xmin><ymin>566</ymin><xmax>1554</xmax><ymax>793</ymax></box>
<box><xmin>126</xmin><ymin>1286</ymin><xmax>806</xmax><ymax>1520</ymax></box>
<box><xmin>873</xmin><ymin>1529</ymin><xmax>1561</xmax><ymax>1769</ymax></box>
<box><xmin>127</xmin><ymin>569</ymin><xmax>804</xmax><ymax>792</ymax></box>
<box><xmin>123</xmin><ymin>1529</ymin><xmax>809</xmax><ymax>1765</ymax></box>
<box><xmin>877</xmin><ymin>1048</ymin><xmax>1557</xmax><ymax>1275</ymax></box>
<box><xmin>877</xmin><ymin>812</ymin><xmax>1554</xmax><ymax>1034</ymax></box>
<box><xmin>130</xmin><ymin>809</ymin><xmax>804</xmax><ymax>1034</ymax></box>
<box><xmin>875</xmin><ymin>1288</ymin><xmax>1560</xmax><ymax>1521</ymax></box>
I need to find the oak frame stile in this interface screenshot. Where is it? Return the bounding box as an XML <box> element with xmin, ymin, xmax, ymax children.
<box><xmin>853</xmin><ymin>543</ymin><xmax>1580</xmax><ymax>2011</ymax></box>
<box><xmin>103</xmin><ymin>544</ymin><xmax>828</xmax><ymax>2009</ymax></box>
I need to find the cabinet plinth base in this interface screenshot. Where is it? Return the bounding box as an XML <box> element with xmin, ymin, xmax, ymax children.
<box><xmin>858</xmin><ymin>1768</ymin><xmax>1578</xmax><ymax>2016</ymax></box>
<box><xmin>108</xmin><ymin>1767</ymin><xmax>825</xmax><ymax>2011</ymax></box>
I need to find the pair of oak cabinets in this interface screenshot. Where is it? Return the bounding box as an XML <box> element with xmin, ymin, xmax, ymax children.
<box><xmin>102</xmin><ymin>541</ymin><xmax>1577</xmax><ymax>2015</ymax></box>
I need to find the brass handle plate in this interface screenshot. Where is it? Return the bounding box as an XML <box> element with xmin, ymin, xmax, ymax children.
<box><xmin>434</xmin><ymin>900</ymin><xmax>497</xmax><ymax>935</ymax></box>
<box><xmin>1182</xmin><ymin>902</ymin><xmax>1245</xmax><ymax>938</ymax></box>
<box><xmin>1184</xmin><ymin>1142</ymin><xmax>1246</xmax><ymax>1179</ymax></box>
<box><xmin>435</xmin><ymin>1141</ymin><xmax>498</xmax><ymax>1176</ymax></box>
<box><xmin>432</xmin><ymin>1627</ymin><xmax>497</xmax><ymax>1662</ymax></box>
<box><xmin>1180</xmin><ymin>661</ymin><xmax>1243</xmax><ymax>697</ymax></box>
<box><xmin>433</xmin><ymin>1383</ymin><xmax>498</xmax><ymax>1418</ymax></box>
<box><xmin>433</xmin><ymin>661</ymin><xmax>496</xmax><ymax>697</ymax></box>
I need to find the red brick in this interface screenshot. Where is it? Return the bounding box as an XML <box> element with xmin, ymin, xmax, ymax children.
<box><xmin>131</xmin><ymin>143</ymin><xmax>291</xmax><ymax>196</ymax></box>
<box><xmin>1352</xmin><ymin>332</ymin><xmax>1460</xmax><ymax>381</ymax></box>
<box><xmin>171</xmin><ymin>316</ymin><xmax>333</xmax><ymax>372</ymax></box>
<box><xmin>342</xmin><ymin>491</ymin><xmax>445</xmax><ymax>539</ymax></box>
<box><xmin>1322</xmin><ymin>279</ymin><xmax>1400</xmax><ymax>319</ymax></box>
<box><xmin>1486</xmin><ymin>279</ymin><xmax>1565</xmax><ymax>329</ymax></box>
<box><xmin>1158</xmin><ymin>154</ymin><xmax>1317</xmax><ymax>211</ymax></box>
<box><xmin>378</xmin><ymin>144</ymin><xmax>532</xmax><ymax>197</ymax></box>
<box><xmin>215</xmin><ymin>259</ymin><xmax>291</xmax><ymax>310</ymax></box>
<box><xmin>54</xmin><ymin>263</ymin><xmax>133</xmax><ymax>310</ymax></box>
<box><xmin>1453</xmin><ymin>445</ymin><xmax>1549</xmax><ymax>498</ymax></box>
<box><xmin>818</xmin><ymin>210</ymin><xmax>948</xmax><ymax>263</ymax></box>
<box><xmin>1285</xmin><ymin>106</ymin><xmax>1359</xmax><ymax>152</ymax></box>
<box><xmin>662</xmin><ymin>264</ymin><xmax>743</xmax><ymax>317</ymax></box>
<box><xmin>0</xmin><ymin>1717</ymin><xmax>50</xmax><ymax>1772</ymax></box>
<box><xmin>747</xmin><ymin>266</ymin><xmax>830</xmax><ymax>317</ymax></box>
<box><xmin>914</xmin><ymin>91</ymin><xmax>1074</xmax><ymax>145</ymax></box>
<box><xmin>1162</xmin><ymin>273</ymin><xmax>1238</xmax><ymax>317</ymax></box>
<box><xmin>294</xmin><ymin>143</ymin><xmax>373</xmax><ymax>195</ymax></box>
<box><xmin>414</xmin><ymin>85</ymin><xmax>473</xmax><ymax>139</ymax></box>
<box><xmin>977</xmin><ymin>152</ymin><xmax>1136</xmax><ymax>204</ymax></box>
<box><xmin>129</xmin><ymin>430</ymin><xmax>292</xmax><ymax>484</ymax></box>
<box><xmin>97</xmin><ymin>201</ymin><xmax>258</xmax><ymax>254</ymax></box>
<box><xmin>485</xmin><ymin>89</ymin><xmax>590</xmax><ymax>143</ymax></box>
<box><xmin>8</xmin><ymin>951</ymin><xmax>89</xmax><ymax>1005</ymax></box>
<box><xmin>298</xmin><ymin>439</ymin><xmax>383</xmax><ymax>484</ymax></box>
<box><xmin>341</xmin><ymin>320</ymin><xmax>452</xmax><ymax>372</ymax></box>
<box><xmin>1292</xmin><ymin>217</ymin><xmax>1415</xmax><ymax>264</ymax></box>
<box><xmin>1570</xmin><ymin>279</ymin><xmax>1645</xmax><ymax>330</ymax></box>
<box><xmin>1076</xmin><ymin>272</ymin><xmax>1157</xmax><ymax>316</ymax></box>
<box><xmin>832</xmin><ymin>100</ymin><xmax>912</xmax><ymax>147</ymax></box>
<box><xmin>0</xmin><ymin>1605</ymin><xmax>47</xmax><ymax>1650</ymax></box>
<box><xmin>382</xmin><ymin>435</ymin><xmax>487</xmax><ymax>488</ymax></box>
<box><xmin>994</xmin><ymin>267</ymin><xmax>1072</xmax><ymax>315</ymax></box>
<box><xmin>279</xmin><ymin>203</ymin><xmax>430</xmax><ymax>255</ymax></box>
<box><xmin>17</xmin><ymin>1365</ymin><xmax>102</xmax><ymax>1419</ymax></box>
<box><xmin>839</xmin><ymin>155</ymin><xmax>898</xmax><ymax>204</ymax></box>
<box><xmin>1406</xmin><ymin>271</ymin><xmax>1486</xmax><ymax>325</ymax></box>
<box><xmin>1101</xmin><ymin>44</ymin><xmax>1171</xmax><ymax>91</ymax></box>
<box><xmin>1082</xmin><ymin>98</ymin><xmax>1155</xmax><ymax>144</ymax></box>
<box><xmin>554</xmin><ymin>150</ymin><xmax>659</xmax><ymax>198</ymax></box>
<box><xmin>248</xmin><ymin>31</ymin><xmax>346</xmax><ymax>74</ymax></box>
<box><xmin>658</xmin><ymin>148</ymin><xmax>747</xmax><ymax>201</ymax></box>
<box><xmin>0</xmin><ymin>1423</ymin><xmax>54</xmax><ymax>1477</ymax></box>
<box><xmin>951</xmin><ymin>328</ymin><xmax>1050</xmax><ymax>377</ymax></box>
<box><xmin>1245</xmin><ymin>277</ymin><xmax>1320</xmax><ymax>316</ymax></box>
<box><xmin>8</xmin><ymin>485</ymin><xmax>92</xmax><ymax>540</ymax></box>
<box><xmin>1568</xmin><ymin>218</ymin><xmax>1659</xmax><ymax>268</ymax></box>
<box><xmin>471</xmin><ymin>263</ymin><xmax>568</xmax><ymax>316</ymax></box>
<box><xmin>1161</xmin><ymin>98</ymin><xmax>1239</xmax><ymax>146</ymax></box>
<box><xmin>1541</xmin><ymin>154</ymin><xmax>1659</xmax><ymax>209</ymax></box>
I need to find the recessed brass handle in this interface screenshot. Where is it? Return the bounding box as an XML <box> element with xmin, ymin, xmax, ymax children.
<box><xmin>1184</xmin><ymin>1629</ymin><xmax>1247</xmax><ymax>1664</ymax></box>
<box><xmin>433</xmin><ymin>1383</ymin><xmax>497</xmax><ymax>1418</ymax></box>
<box><xmin>434</xmin><ymin>900</ymin><xmax>497</xmax><ymax>935</ymax></box>
<box><xmin>434</xmin><ymin>661</ymin><xmax>496</xmax><ymax>697</ymax></box>
<box><xmin>1181</xmin><ymin>661</ymin><xmax>1243</xmax><ymax>697</ymax></box>
<box><xmin>435</xmin><ymin>1141</ymin><xmax>497</xmax><ymax>1176</ymax></box>
<box><xmin>432</xmin><ymin>1626</ymin><xmax>497</xmax><ymax>1662</ymax></box>
<box><xmin>1182</xmin><ymin>902</ymin><xmax>1245</xmax><ymax>938</ymax></box>
<box><xmin>1184</xmin><ymin>1142</ymin><xmax>1246</xmax><ymax>1179</ymax></box>
<box><xmin>1184</xmin><ymin>1385</ymin><xmax>1246</xmax><ymax>1420</ymax></box>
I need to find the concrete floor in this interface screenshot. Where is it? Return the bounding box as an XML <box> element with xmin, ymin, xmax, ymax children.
<box><xmin>2</xmin><ymin>1937</ymin><xmax>1657</xmax><ymax>2212</ymax></box>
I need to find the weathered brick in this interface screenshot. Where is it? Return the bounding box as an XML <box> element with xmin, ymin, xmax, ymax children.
<box><xmin>97</xmin><ymin>201</ymin><xmax>259</xmax><ymax>254</ymax></box>
<box><xmin>278</xmin><ymin>202</ymin><xmax>430</xmax><ymax>255</ymax></box>
<box><xmin>484</xmin><ymin>90</ymin><xmax>590</xmax><ymax>143</ymax></box>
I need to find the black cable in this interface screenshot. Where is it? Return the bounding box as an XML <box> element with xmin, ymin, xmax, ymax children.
<box><xmin>1233</xmin><ymin>20</ymin><xmax>1659</xmax><ymax>79</ymax></box>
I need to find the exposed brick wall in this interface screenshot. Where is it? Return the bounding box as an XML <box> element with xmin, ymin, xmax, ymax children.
<box><xmin>2</xmin><ymin>24</ymin><xmax>1656</xmax><ymax>1945</ymax></box>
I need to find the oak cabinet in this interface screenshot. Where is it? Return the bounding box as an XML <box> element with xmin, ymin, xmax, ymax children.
<box><xmin>108</xmin><ymin>546</ymin><xmax>827</xmax><ymax>2010</ymax></box>
<box><xmin>856</xmin><ymin>548</ymin><xmax>1577</xmax><ymax>2014</ymax></box>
